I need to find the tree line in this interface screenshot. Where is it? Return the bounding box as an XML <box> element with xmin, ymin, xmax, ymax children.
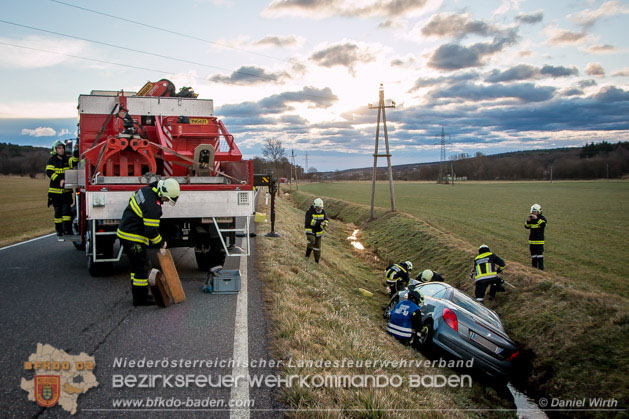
<box><xmin>0</xmin><ymin>143</ymin><xmax>50</xmax><ymax>178</ymax></box>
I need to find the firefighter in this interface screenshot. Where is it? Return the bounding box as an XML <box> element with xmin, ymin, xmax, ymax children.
<box><xmin>304</xmin><ymin>198</ymin><xmax>328</xmax><ymax>263</ymax></box>
<box><xmin>417</xmin><ymin>269</ymin><xmax>445</xmax><ymax>283</ymax></box>
<box><xmin>46</xmin><ymin>140</ymin><xmax>73</xmax><ymax>240</ymax></box>
<box><xmin>386</xmin><ymin>289</ymin><xmax>428</xmax><ymax>348</ymax></box>
<box><xmin>117</xmin><ymin>178</ymin><xmax>180</xmax><ymax>306</ymax></box>
<box><xmin>525</xmin><ymin>203</ymin><xmax>547</xmax><ymax>270</ymax></box>
<box><xmin>385</xmin><ymin>261</ymin><xmax>413</xmax><ymax>296</ymax></box>
<box><xmin>473</xmin><ymin>245</ymin><xmax>506</xmax><ymax>303</ymax></box>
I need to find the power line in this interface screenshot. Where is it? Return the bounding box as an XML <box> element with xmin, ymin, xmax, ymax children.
<box><xmin>49</xmin><ymin>0</ymin><xmax>292</xmax><ymax>64</ymax></box>
<box><xmin>0</xmin><ymin>19</ymin><xmax>337</xmax><ymax>102</ymax></box>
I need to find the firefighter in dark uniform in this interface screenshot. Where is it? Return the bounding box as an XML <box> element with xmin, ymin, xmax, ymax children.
<box><xmin>304</xmin><ymin>198</ymin><xmax>328</xmax><ymax>263</ymax></box>
<box><xmin>385</xmin><ymin>261</ymin><xmax>413</xmax><ymax>297</ymax></box>
<box><xmin>117</xmin><ymin>178</ymin><xmax>180</xmax><ymax>306</ymax></box>
<box><xmin>525</xmin><ymin>204</ymin><xmax>547</xmax><ymax>270</ymax></box>
<box><xmin>417</xmin><ymin>269</ymin><xmax>445</xmax><ymax>283</ymax></box>
<box><xmin>473</xmin><ymin>244</ymin><xmax>506</xmax><ymax>303</ymax></box>
<box><xmin>387</xmin><ymin>289</ymin><xmax>428</xmax><ymax>348</ymax></box>
<box><xmin>46</xmin><ymin>140</ymin><xmax>73</xmax><ymax>240</ymax></box>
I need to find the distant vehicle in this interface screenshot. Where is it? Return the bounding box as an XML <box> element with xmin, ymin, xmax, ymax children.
<box><xmin>384</xmin><ymin>281</ymin><xmax>519</xmax><ymax>379</ymax></box>
<box><xmin>279</xmin><ymin>177</ymin><xmax>288</xmax><ymax>183</ymax></box>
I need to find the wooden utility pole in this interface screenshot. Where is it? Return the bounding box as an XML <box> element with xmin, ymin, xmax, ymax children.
<box><xmin>369</xmin><ymin>83</ymin><xmax>396</xmax><ymax>219</ymax></box>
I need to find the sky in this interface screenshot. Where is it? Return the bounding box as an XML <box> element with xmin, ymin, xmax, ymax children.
<box><xmin>0</xmin><ymin>0</ymin><xmax>627</xmax><ymax>171</ymax></box>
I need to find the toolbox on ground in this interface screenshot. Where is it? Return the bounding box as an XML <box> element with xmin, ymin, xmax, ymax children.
<box><xmin>206</xmin><ymin>269</ymin><xmax>241</xmax><ymax>294</ymax></box>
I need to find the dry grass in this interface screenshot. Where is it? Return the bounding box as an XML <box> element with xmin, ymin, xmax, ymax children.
<box><xmin>0</xmin><ymin>176</ymin><xmax>54</xmax><ymax>247</ymax></box>
<box><xmin>256</xmin><ymin>192</ymin><xmax>515</xmax><ymax>418</ymax></box>
<box><xmin>290</xmin><ymin>190</ymin><xmax>629</xmax><ymax>409</ymax></box>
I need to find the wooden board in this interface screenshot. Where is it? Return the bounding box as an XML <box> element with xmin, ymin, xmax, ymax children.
<box><xmin>149</xmin><ymin>270</ymin><xmax>172</xmax><ymax>308</ymax></box>
<box><xmin>157</xmin><ymin>249</ymin><xmax>186</xmax><ymax>303</ymax></box>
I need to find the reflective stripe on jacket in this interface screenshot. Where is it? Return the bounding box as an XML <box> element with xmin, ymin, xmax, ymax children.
<box><xmin>474</xmin><ymin>252</ymin><xmax>505</xmax><ymax>281</ymax></box>
<box><xmin>117</xmin><ymin>183</ymin><xmax>163</xmax><ymax>246</ymax></box>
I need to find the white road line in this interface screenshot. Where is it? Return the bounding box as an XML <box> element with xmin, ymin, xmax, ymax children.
<box><xmin>0</xmin><ymin>233</ymin><xmax>56</xmax><ymax>252</ymax></box>
<box><xmin>229</xmin><ymin>253</ymin><xmax>249</xmax><ymax>419</ymax></box>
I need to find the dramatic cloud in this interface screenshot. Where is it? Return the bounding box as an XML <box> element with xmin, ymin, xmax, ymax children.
<box><xmin>562</xmin><ymin>88</ymin><xmax>583</xmax><ymax>97</ymax></box>
<box><xmin>310</xmin><ymin>42</ymin><xmax>376</xmax><ymax>75</ymax></box>
<box><xmin>427</xmin><ymin>31</ymin><xmax>518</xmax><ymax>70</ymax></box>
<box><xmin>421</xmin><ymin>13</ymin><xmax>495</xmax><ymax>38</ymax></box>
<box><xmin>21</xmin><ymin>127</ymin><xmax>56</xmax><ymax>137</ymax></box>
<box><xmin>253</xmin><ymin>35</ymin><xmax>300</xmax><ymax>48</ymax></box>
<box><xmin>410</xmin><ymin>72</ymin><xmax>479</xmax><ymax>90</ymax></box>
<box><xmin>611</xmin><ymin>68</ymin><xmax>629</xmax><ymax>77</ymax></box>
<box><xmin>430</xmin><ymin>82</ymin><xmax>555</xmax><ymax>103</ymax></box>
<box><xmin>585</xmin><ymin>62</ymin><xmax>605</xmax><ymax>77</ymax></box>
<box><xmin>569</xmin><ymin>0</ymin><xmax>629</xmax><ymax>28</ymax></box>
<box><xmin>485</xmin><ymin>64</ymin><xmax>578</xmax><ymax>83</ymax></box>
<box><xmin>515</xmin><ymin>10</ymin><xmax>543</xmax><ymax>24</ymax></box>
<box><xmin>547</xmin><ymin>29</ymin><xmax>587</xmax><ymax>45</ymax></box>
<box><xmin>594</xmin><ymin>86</ymin><xmax>629</xmax><ymax>102</ymax></box>
<box><xmin>208</xmin><ymin>66</ymin><xmax>290</xmax><ymax>85</ymax></box>
<box><xmin>262</xmin><ymin>0</ymin><xmax>431</xmax><ymax>19</ymax></box>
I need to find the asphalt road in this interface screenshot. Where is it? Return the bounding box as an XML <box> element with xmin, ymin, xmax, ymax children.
<box><xmin>0</xmin><ymin>220</ymin><xmax>281</xmax><ymax>417</ymax></box>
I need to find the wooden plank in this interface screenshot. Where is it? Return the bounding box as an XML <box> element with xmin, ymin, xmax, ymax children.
<box><xmin>157</xmin><ymin>249</ymin><xmax>186</xmax><ymax>303</ymax></box>
<box><xmin>149</xmin><ymin>269</ymin><xmax>172</xmax><ymax>308</ymax></box>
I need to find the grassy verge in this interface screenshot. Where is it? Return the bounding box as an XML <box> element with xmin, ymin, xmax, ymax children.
<box><xmin>299</xmin><ymin>181</ymin><xmax>629</xmax><ymax>298</ymax></box>
<box><xmin>290</xmin><ymin>189</ymin><xmax>628</xmax><ymax>409</ymax></box>
<box><xmin>0</xmin><ymin>176</ymin><xmax>53</xmax><ymax>247</ymax></box>
<box><xmin>255</xmin><ymin>192</ymin><xmax>516</xmax><ymax>418</ymax></box>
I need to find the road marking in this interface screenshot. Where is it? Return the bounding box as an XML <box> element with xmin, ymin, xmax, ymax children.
<box><xmin>0</xmin><ymin>233</ymin><xmax>56</xmax><ymax>252</ymax></box>
<box><xmin>229</xmin><ymin>253</ymin><xmax>249</xmax><ymax>419</ymax></box>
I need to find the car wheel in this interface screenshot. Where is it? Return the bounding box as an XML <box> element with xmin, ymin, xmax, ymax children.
<box><xmin>383</xmin><ymin>296</ymin><xmax>399</xmax><ymax>320</ymax></box>
<box><xmin>415</xmin><ymin>321</ymin><xmax>434</xmax><ymax>348</ymax></box>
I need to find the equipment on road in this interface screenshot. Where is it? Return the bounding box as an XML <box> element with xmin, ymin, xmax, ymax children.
<box><xmin>148</xmin><ymin>268</ymin><xmax>172</xmax><ymax>308</ymax></box>
<box><xmin>158</xmin><ymin>249</ymin><xmax>186</xmax><ymax>303</ymax></box>
<box><xmin>63</xmin><ymin>80</ymin><xmax>254</xmax><ymax>276</ymax></box>
<box><xmin>203</xmin><ymin>265</ymin><xmax>241</xmax><ymax>294</ymax></box>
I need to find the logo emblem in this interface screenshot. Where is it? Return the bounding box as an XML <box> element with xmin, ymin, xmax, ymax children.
<box><xmin>34</xmin><ymin>375</ymin><xmax>60</xmax><ymax>407</ymax></box>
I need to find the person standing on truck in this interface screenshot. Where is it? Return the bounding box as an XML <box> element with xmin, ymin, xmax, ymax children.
<box><xmin>525</xmin><ymin>204</ymin><xmax>547</xmax><ymax>270</ymax></box>
<box><xmin>117</xmin><ymin>178</ymin><xmax>180</xmax><ymax>306</ymax></box>
<box><xmin>46</xmin><ymin>140</ymin><xmax>73</xmax><ymax>240</ymax></box>
<box><xmin>385</xmin><ymin>261</ymin><xmax>413</xmax><ymax>297</ymax></box>
<box><xmin>304</xmin><ymin>198</ymin><xmax>328</xmax><ymax>263</ymax></box>
<box><xmin>472</xmin><ymin>244</ymin><xmax>506</xmax><ymax>303</ymax></box>
<box><xmin>386</xmin><ymin>289</ymin><xmax>428</xmax><ymax>348</ymax></box>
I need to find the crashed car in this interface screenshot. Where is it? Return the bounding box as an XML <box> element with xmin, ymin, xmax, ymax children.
<box><xmin>384</xmin><ymin>281</ymin><xmax>519</xmax><ymax>379</ymax></box>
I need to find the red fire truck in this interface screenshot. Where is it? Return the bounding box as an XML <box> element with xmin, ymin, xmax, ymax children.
<box><xmin>64</xmin><ymin>80</ymin><xmax>254</xmax><ymax>276</ymax></box>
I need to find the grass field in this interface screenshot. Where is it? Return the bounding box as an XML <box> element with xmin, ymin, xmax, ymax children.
<box><xmin>299</xmin><ymin>181</ymin><xmax>629</xmax><ymax>297</ymax></box>
<box><xmin>0</xmin><ymin>176</ymin><xmax>53</xmax><ymax>247</ymax></box>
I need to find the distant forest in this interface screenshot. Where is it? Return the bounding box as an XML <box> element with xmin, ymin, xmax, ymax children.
<box><xmin>0</xmin><ymin>141</ymin><xmax>627</xmax><ymax>180</ymax></box>
<box><xmin>330</xmin><ymin>141</ymin><xmax>629</xmax><ymax>181</ymax></box>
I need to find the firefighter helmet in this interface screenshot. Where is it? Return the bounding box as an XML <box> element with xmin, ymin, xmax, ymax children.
<box><xmin>404</xmin><ymin>261</ymin><xmax>413</xmax><ymax>271</ymax></box>
<box><xmin>478</xmin><ymin>244</ymin><xmax>490</xmax><ymax>253</ymax></box>
<box><xmin>407</xmin><ymin>289</ymin><xmax>424</xmax><ymax>306</ymax></box>
<box><xmin>530</xmin><ymin>204</ymin><xmax>541</xmax><ymax>213</ymax></box>
<box><xmin>420</xmin><ymin>269</ymin><xmax>433</xmax><ymax>282</ymax></box>
<box><xmin>51</xmin><ymin>140</ymin><xmax>65</xmax><ymax>154</ymax></box>
<box><xmin>157</xmin><ymin>178</ymin><xmax>180</xmax><ymax>206</ymax></box>
<box><xmin>314</xmin><ymin>198</ymin><xmax>324</xmax><ymax>208</ymax></box>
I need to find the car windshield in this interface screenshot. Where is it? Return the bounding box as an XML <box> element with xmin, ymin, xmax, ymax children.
<box><xmin>417</xmin><ymin>283</ymin><xmax>447</xmax><ymax>297</ymax></box>
<box><xmin>451</xmin><ymin>291</ymin><xmax>502</xmax><ymax>328</ymax></box>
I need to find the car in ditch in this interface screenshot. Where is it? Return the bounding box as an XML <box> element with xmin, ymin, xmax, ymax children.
<box><xmin>384</xmin><ymin>281</ymin><xmax>519</xmax><ymax>379</ymax></box>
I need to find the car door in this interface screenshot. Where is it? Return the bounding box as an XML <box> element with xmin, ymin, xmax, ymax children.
<box><xmin>416</xmin><ymin>283</ymin><xmax>448</xmax><ymax>317</ymax></box>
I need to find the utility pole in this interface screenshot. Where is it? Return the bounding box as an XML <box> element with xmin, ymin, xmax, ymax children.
<box><xmin>550</xmin><ymin>166</ymin><xmax>553</xmax><ymax>184</ymax></box>
<box><xmin>305</xmin><ymin>151</ymin><xmax>309</xmax><ymax>173</ymax></box>
<box><xmin>368</xmin><ymin>83</ymin><xmax>396</xmax><ymax>219</ymax></box>
<box><xmin>438</xmin><ymin>127</ymin><xmax>447</xmax><ymax>184</ymax></box>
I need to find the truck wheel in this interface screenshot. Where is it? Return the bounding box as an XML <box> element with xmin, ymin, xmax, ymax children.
<box><xmin>73</xmin><ymin>240</ymin><xmax>85</xmax><ymax>251</ymax></box>
<box><xmin>195</xmin><ymin>239</ymin><xmax>227</xmax><ymax>271</ymax></box>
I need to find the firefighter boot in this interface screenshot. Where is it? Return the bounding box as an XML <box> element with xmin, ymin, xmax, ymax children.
<box><xmin>132</xmin><ymin>285</ymin><xmax>155</xmax><ymax>306</ymax></box>
<box><xmin>537</xmin><ymin>257</ymin><xmax>544</xmax><ymax>271</ymax></box>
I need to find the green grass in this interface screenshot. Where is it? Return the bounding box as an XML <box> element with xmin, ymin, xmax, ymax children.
<box><xmin>299</xmin><ymin>181</ymin><xmax>629</xmax><ymax>297</ymax></box>
<box><xmin>290</xmin><ymin>189</ymin><xmax>629</xmax><ymax>409</ymax></box>
<box><xmin>0</xmin><ymin>176</ymin><xmax>53</xmax><ymax>247</ymax></box>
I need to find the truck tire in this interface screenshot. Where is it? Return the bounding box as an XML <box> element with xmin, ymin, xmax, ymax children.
<box><xmin>195</xmin><ymin>239</ymin><xmax>226</xmax><ymax>271</ymax></box>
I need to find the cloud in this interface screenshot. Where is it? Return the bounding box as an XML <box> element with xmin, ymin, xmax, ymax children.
<box><xmin>485</xmin><ymin>64</ymin><xmax>578</xmax><ymax>82</ymax></box>
<box><xmin>430</xmin><ymin>82</ymin><xmax>555</xmax><ymax>103</ymax></box>
<box><xmin>515</xmin><ymin>10</ymin><xmax>543</xmax><ymax>24</ymax></box>
<box><xmin>569</xmin><ymin>0</ymin><xmax>629</xmax><ymax>28</ymax></box>
<box><xmin>578</xmin><ymin>79</ymin><xmax>597</xmax><ymax>88</ymax></box>
<box><xmin>421</xmin><ymin>13</ymin><xmax>495</xmax><ymax>38</ymax></box>
<box><xmin>492</xmin><ymin>0</ymin><xmax>525</xmax><ymax>17</ymax></box>
<box><xmin>208</xmin><ymin>65</ymin><xmax>290</xmax><ymax>85</ymax></box>
<box><xmin>562</xmin><ymin>88</ymin><xmax>583</xmax><ymax>97</ymax></box>
<box><xmin>427</xmin><ymin>31</ymin><xmax>518</xmax><ymax>70</ymax></box>
<box><xmin>594</xmin><ymin>86</ymin><xmax>629</xmax><ymax>102</ymax></box>
<box><xmin>58</xmin><ymin>128</ymin><xmax>70</xmax><ymax>137</ymax></box>
<box><xmin>409</xmin><ymin>72</ymin><xmax>479</xmax><ymax>91</ymax></box>
<box><xmin>0</xmin><ymin>36</ymin><xmax>87</xmax><ymax>69</ymax></box>
<box><xmin>547</xmin><ymin>28</ymin><xmax>587</xmax><ymax>45</ymax></box>
<box><xmin>585</xmin><ymin>62</ymin><xmax>605</xmax><ymax>77</ymax></box>
<box><xmin>584</xmin><ymin>44</ymin><xmax>618</xmax><ymax>54</ymax></box>
<box><xmin>262</xmin><ymin>0</ymin><xmax>432</xmax><ymax>19</ymax></box>
<box><xmin>310</xmin><ymin>41</ymin><xmax>376</xmax><ymax>75</ymax></box>
<box><xmin>390</xmin><ymin>54</ymin><xmax>416</xmax><ymax>67</ymax></box>
<box><xmin>253</xmin><ymin>35</ymin><xmax>301</xmax><ymax>48</ymax></box>
<box><xmin>611</xmin><ymin>68</ymin><xmax>629</xmax><ymax>77</ymax></box>
<box><xmin>21</xmin><ymin>127</ymin><xmax>56</xmax><ymax>137</ymax></box>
